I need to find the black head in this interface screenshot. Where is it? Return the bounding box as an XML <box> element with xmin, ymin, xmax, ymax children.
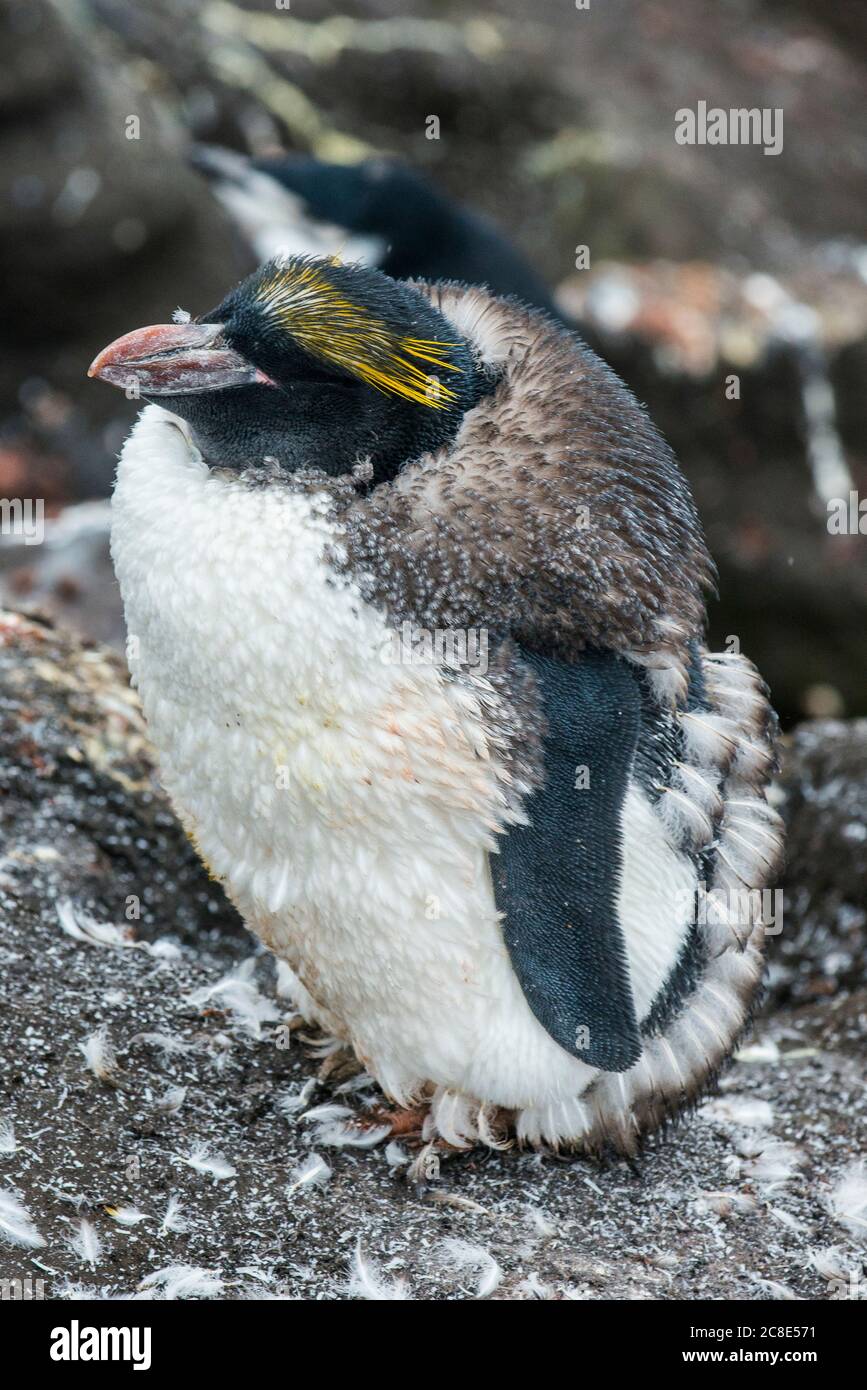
<box><xmin>89</xmin><ymin>256</ymin><xmax>494</xmax><ymax>483</ymax></box>
<box><xmin>249</xmin><ymin>155</ymin><xmax>444</xmax><ymax>248</ymax></box>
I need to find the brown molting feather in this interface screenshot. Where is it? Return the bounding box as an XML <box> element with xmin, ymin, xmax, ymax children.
<box><xmin>242</xmin><ymin>281</ymin><xmax>719</xmax><ymax>812</ymax></box>
<box><xmin>247</xmin><ymin>281</ymin><xmax>716</xmax><ymax>665</ymax></box>
<box><xmin>336</xmin><ymin>283</ymin><xmax>716</xmax><ymax>663</ymax></box>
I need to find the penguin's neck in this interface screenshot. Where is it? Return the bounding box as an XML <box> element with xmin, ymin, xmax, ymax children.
<box><xmin>141</xmin><ymin>339</ymin><xmax>496</xmax><ymax>483</ymax></box>
<box><xmin>109</xmin><ymin>402</ymin><xmax>506</xmax><ymax>926</ymax></box>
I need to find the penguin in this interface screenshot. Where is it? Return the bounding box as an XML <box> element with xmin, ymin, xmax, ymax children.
<box><xmin>89</xmin><ymin>255</ymin><xmax>784</xmax><ymax>1153</ymax></box>
<box><xmin>189</xmin><ymin>145</ymin><xmax>560</xmax><ymax>317</ymax></box>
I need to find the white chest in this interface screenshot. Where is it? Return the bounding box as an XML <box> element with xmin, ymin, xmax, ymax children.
<box><xmin>110</xmin><ymin>408</ymin><xmax>560</xmax><ymax>1105</ymax></box>
<box><xmin>112</xmin><ymin>405</ymin><xmax>506</xmax><ymax>843</ymax></box>
<box><xmin>110</xmin><ymin>407</ymin><xmax>694</xmax><ymax>1121</ymax></box>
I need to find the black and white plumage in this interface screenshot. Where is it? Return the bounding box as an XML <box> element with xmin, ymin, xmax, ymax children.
<box><xmin>89</xmin><ymin>256</ymin><xmax>783</xmax><ymax>1153</ymax></box>
<box><xmin>190</xmin><ymin>145</ymin><xmax>559</xmax><ymax>317</ymax></box>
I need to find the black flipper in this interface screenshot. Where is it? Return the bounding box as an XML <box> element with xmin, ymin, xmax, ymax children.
<box><xmin>490</xmin><ymin>649</ymin><xmax>643</xmax><ymax>1071</ymax></box>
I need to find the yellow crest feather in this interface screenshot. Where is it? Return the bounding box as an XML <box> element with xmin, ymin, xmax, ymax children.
<box><xmin>253</xmin><ymin>261</ymin><xmax>461</xmax><ymax>407</ymax></box>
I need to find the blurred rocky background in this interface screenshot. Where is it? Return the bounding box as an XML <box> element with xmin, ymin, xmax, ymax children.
<box><xmin>0</xmin><ymin>0</ymin><xmax>865</xmax><ymax>1299</ymax></box>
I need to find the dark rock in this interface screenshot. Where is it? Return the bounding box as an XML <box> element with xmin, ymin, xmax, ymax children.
<box><xmin>560</xmin><ymin>260</ymin><xmax>867</xmax><ymax>724</ymax></box>
<box><xmin>0</xmin><ymin>502</ymin><xmax>123</xmax><ymax>649</ymax></box>
<box><xmin>0</xmin><ymin>609</ymin><xmax>245</xmax><ymax>954</ymax></box>
<box><xmin>0</xmin><ymin>0</ymin><xmax>238</xmax><ymax>496</ymax></box>
<box><xmin>775</xmin><ymin>719</ymin><xmax>867</xmax><ymax>1003</ymax></box>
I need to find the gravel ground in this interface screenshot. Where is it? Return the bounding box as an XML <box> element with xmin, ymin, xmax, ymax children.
<box><xmin>1</xmin><ymin>900</ymin><xmax>865</xmax><ymax>1302</ymax></box>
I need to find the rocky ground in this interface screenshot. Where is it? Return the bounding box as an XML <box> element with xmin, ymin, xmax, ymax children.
<box><xmin>1</xmin><ymin>611</ymin><xmax>865</xmax><ymax>1301</ymax></box>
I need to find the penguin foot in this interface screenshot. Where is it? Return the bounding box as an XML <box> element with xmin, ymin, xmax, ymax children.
<box><xmin>316</xmin><ymin>1048</ymin><xmax>363</xmax><ymax>1085</ymax></box>
<box><xmin>366</xmin><ymin>1102</ymin><xmax>430</xmax><ymax>1141</ymax></box>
